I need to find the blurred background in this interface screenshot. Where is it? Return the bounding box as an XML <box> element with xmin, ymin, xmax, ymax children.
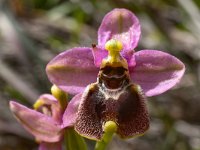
<box><xmin>0</xmin><ymin>0</ymin><xmax>200</xmax><ymax>149</ymax></box>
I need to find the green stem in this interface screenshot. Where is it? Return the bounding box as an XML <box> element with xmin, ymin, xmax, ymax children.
<box><xmin>95</xmin><ymin>121</ymin><xmax>117</xmax><ymax>150</ymax></box>
<box><xmin>51</xmin><ymin>85</ymin><xmax>87</xmax><ymax>149</ymax></box>
<box><xmin>95</xmin><ymin>132</ymin><xmax>114</xmax><ymax>150</ymax></box>
<box><xmin>64</xmin><ymin>128</ymin><xmax>87</xmax><ymax>150</ymax></box>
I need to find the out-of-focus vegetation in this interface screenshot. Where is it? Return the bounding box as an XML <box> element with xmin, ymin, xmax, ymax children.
<box><xmin>0</xmin><ymin>0</ymin><xmax>200</xmax><ymax>150</ymax></box>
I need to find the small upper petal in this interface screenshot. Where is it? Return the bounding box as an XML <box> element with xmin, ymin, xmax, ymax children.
<box><xmin>38</xmin><ymin>94</ymin><xmax>57</xmax><ymax>103</ymax></box>
<box><xmin>92</xmin><ymin>46</ymin><xmax>108</xmax><ymax>67</ymax></box>
<box><xmin>98</xmin><ymin>8</ymin><xmax>141</xmax><ymax>55</ymax></box>
<box><xmin>63</xmin><ymin>94</ymin><xmax>82</xmax><ymax>128</ymax></box>
<box><xmin>10</xmin><ymin>101</ymin><xmax>62</xmax><ymax>142</ymax></box>
<box><xmin>130</xmin><ymin>50</ymin><xmax>185</xmax><ymax>97</ymax></box>
<box><xmin>36</xmin><ymin>94</ymin><xmax>62</xmax><ymax>123</ymax></box>
<box><xmin>46</xmin><ymin>47</ymin><xmax>99</xmax><ymax>95</ymax></box>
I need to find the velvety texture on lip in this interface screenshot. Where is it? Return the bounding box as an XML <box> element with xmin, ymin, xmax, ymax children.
<box><xmin>74</xmin><ymin>83</ymin><xmax>149</xmax><ymax>140</ymax></box>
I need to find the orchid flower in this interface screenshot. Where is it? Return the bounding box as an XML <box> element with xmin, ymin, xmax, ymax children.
<box><xmin>9</xmin><ymin>87</ymin><xmax>80</xmax><ymax>150</ymax></box>
<box><xmin>46</xmin><ymin>8</ymin><xmax>185</xmax><ymax>140</ymax></box>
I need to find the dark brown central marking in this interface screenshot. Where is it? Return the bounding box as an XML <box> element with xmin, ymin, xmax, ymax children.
<box><xmin>100</xmin><ymin>66</ymin><xmax>128</xmax><ymax>89</ymax></box>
